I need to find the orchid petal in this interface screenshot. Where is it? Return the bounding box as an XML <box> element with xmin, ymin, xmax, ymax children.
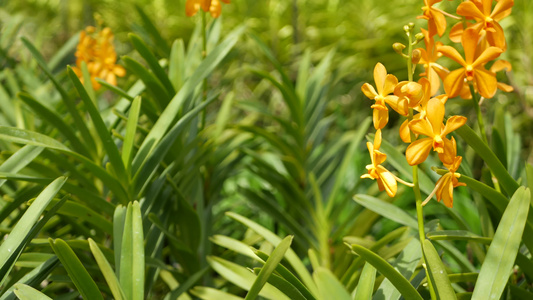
<box><xmin>373</xmin><ymin>108</ymin><xmax>389</xmax><ymax>130</ymax></box>
<box><xmin>377</xmin><ymin>167</ymin><xmax>398</xmax><ymax>197</ymax></box>
<box><xmin>362</xmin><ymin>83</ymin><xmax>378</xmax><ymax>99</ymax></box>
<box><xmin>444</xmin><ymin>68</ymin><xmax>466</xmax><ymax>98</ymax></box>
<box><xmin>439</xmin><ymin>45</ymin><xmax>466</xmax><ymax>66</ymax></box>
<box><xmin>426</xmin><ymin>97</ymin><xmax>445</xmax><ymax>135</ymax></box>
<box><xmin>472</xmin><ymin>47</ymin><xmax>503</xmax><ymax>68</ymax></box>
<box><xmin>374</xmin><ymin>63</ymin><xmax>387</xmax><ymax>95</ymax></box>
<box><xmin>406</xmin><ymin>138</ymin><xmax>433</xmax><ymax>165</ymax></box>
<box><xmin>442</xmin><ymin>116</ymin><xmax>467</xmax><ymax>136</ymax></box>
<box><xmin>492</xmin><ymin>0</ymin><xmax>514</xmax><ymax>20</ymax></box>
<box><xmin>474</xmin><ymin>67</ymin><xmax>498</xmax><ymax>99</ymax></box>
<box><xmin>457</xmin><ymin>1</ymin><xmax>485</xmax><ymax>20</ymax></box>
<box><xmin>409</xmin><ymin>119</ymin><xmax>434</xmax><ymax>137</ymax></box>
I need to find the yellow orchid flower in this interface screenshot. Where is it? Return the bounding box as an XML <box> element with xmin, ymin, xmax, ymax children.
<box><xmin>72</xmin><ymin>27</ymin><xmax>125</xmax><ymax>90</ymax></box>
<box><xmin>361</xmin><ymin>130</ymin><xmax>413</xmax><ymax>197</ymax></box>
<box><xmin>455</xmin><ymin>0</ymin><xmax>514</xmax><ymax>50</ymax></box>
<box><xmin>418</xmin><ymin>0</ymin><xmax>448</xmax><ymax>37</ymax></box>
<box><xmin>186</xmin><ymin>0</ymin><xmax>230</xmax><ymax>18</ymax></box>
<box><xmin>416</xmin><ymin>28</ymin><xmax>449</xmax><ymax>96</ymax></box>
<box><xmin>439</xmin><ymin>27</ymin><xmax>503</xmax><ymax>99</ymax></box>
<box><xmin>422</xmin><ymin>137</ymin><xmax>466</xmax><ymax>208</ymax></box>
<box><xmin>406</xmin><ymin>97</ymin><xmax>467</xmax><ymax>165</ymax></box>
<box><xmin>361</xmin><ymin>63</ymin><xmax>407</xmax><ymax>129</ymax></box>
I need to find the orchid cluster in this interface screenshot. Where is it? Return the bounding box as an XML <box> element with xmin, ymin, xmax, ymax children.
<box><xmin>185</xmin><ymin>0</ymin><xmax>230</xmax><ymax>18</ymax></box>
<box><xmin>361</xmin><ymin>0</ymin><xmax>513</xmax><ymax>208</ymax></box>
<box><xmin>72</xmin><ymin>26</ymin><xmax>126</xmax><ymax>91</ymax></box>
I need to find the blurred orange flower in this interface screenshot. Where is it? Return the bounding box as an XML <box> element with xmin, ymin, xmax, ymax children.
<box><xmin>456</xmin><ymin>0</ymin><xmax>513</xmax><ymax>49</ymax></box>
<box><xmin>72</xmin><ymin>26</ymin><xmax>125</xmax><ymax>90</ymax></box>
<box><xmin>439</xmin><ymin>28</ymin><xmax>503</xmax><ymax>99</ymax></box>
<box><xmin>186</xmin><ymin>0</ymin><xmax>230</xmax><ymax>18</ymax></box>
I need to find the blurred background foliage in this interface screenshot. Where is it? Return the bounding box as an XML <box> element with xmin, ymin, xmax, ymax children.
<box><xmin>1</xmin><ymin>0</ymin><xmax>533</xmax><ymax>299</ymax></box>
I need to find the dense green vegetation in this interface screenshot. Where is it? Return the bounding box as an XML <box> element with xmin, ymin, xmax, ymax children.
<box><xmin>1</xmin><ymin>0</ymin><xmax>533</xmax><ymax>299</ymax></box>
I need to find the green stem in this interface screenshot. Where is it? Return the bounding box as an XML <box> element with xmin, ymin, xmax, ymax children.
<box><xmin>201</xmin><ymin>11</ymin><xmax>208</xmax><ymax>129</ymax></box>
<box><xmin>469</xmin><ymin>84</ymin><xmax>501</xmax><ymax>192</ymax></box>
<box><xmin>406</xmin><ymin>27</ymin><xmax>426</xmax><ymax>243</ymax></box>
<box><xmin>469</xmin><ymin>85</ymin><xmax>488</xmax><ymax>144</ymax></box>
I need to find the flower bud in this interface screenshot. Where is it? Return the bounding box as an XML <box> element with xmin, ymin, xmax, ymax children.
<box><xmin>412</xmin><ymin>49</ymin><xmax>422</xmax><ymax>64</ymax></box>
<box><xmin>414</xmin><ymin>33</ymin><xmax>425</xmax><ymax>44</ymax></box>
<box><xmin>393</xmin><ymin>42</ymin><xmax>406</xmax><ymax>55</ymax></box>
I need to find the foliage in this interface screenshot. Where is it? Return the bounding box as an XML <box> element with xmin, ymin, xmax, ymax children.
<box><xmin>0</xmin><ymin>0</ymin><xmax>533</xmax><ymax>299</ymax></box>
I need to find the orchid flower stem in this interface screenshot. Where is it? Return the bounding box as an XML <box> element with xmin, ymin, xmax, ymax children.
<box><xmin>201</xmin><ymin>11</ymin><xmax>208</xmax><ymax>130</ymax></box>
<box><xmin>469</xmin><ymin>84</ymin><xmax>501</xmax><ymax>192</ymax></box>
<box><xmin>406</xmin><ymin>28</ymin><xmax>426</xmax><ymax>244</ymax></box>
<box><xmin>469</xmin><ymin>84</ymin><xmax>488</xmax><ymax>145</ymax></box>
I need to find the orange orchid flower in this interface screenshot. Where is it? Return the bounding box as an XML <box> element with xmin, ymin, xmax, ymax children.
<box><xmin>362</xmin><ymin>63</ymin><xmax>407</xmax><ymax>129</ymax></box>
<box><xmin>490</xmin><ymin>59</ymin><xmax>514</xmax><ymax>93</ymax></box>
<box><xmin>422</xmin><ymin>137</ymin><xmax>466</xmax><ymax>208</ymax></box>
<box><xmin>455</xmin><ymin>0</ymin><xmax>514</xmax><ymax>49</ymax></box>
<box><xmin>72</xmin><ymin>27</ymin><xmax>125</xmax><ymax>90</ymax></box>
<box><xmin>439</xmin><ymin>28</ymin><xmax>503</xmax><ymax>99</ymax></box>
<box><xmin>418</xmin><ymin>0</ymin><xmax>448</xmax><ymax>37</ymax></box>
<box><xmin>405</xmin><ymin>98</ymin><xmax>467</xmax><ymax>165</ymax></box>
<box><xmin>186</xmin><ymin>0</ymin><xmax>230</xmax><ymax>18</ymax></box>
<box><xmin>361</xmin><ymin>130</ymin><xmax>398</xmax><ymax>197</ymax></box>
<box><xmin>417</xmin><ymin>28</ymin><xmax>449</xmax><ymax>96</ymax></box>
<box><xmin>399</xmin><ymin>79</ymin><xmax>449</xmax><ymax>143</ymax></box>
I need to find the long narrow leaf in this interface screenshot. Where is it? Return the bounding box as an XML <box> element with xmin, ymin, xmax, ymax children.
<box><xmin>350</xmin><ymin>244</ymin><xmax>423</xmax><ymax>300</ymax></box>
<box><xmin>471</xmin><ymin>187</ymin><xmax>530</xmax><ymax>300</ymax></box>
<box><xmin>49</xmin><ymin>238</ymin><xmax>104</xmax><ymax>300</ymax></box>
<box><xmin>245</xmin><ymin>235</ymin><xmax>293</xmax><ymax>300</ymax></box>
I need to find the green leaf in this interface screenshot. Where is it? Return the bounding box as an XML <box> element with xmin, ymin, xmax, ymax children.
<box><xmin>0</xmin><ymin>126</ymin><xmax>70</xmax><ymax>152</ymax></box>
<box><xmin>18</xmin><ymin>93</ymin><xmax>90</xmax><ymax>157</ymax></box>
<box><xmin>20</xmin><ymin>37</ymin><xmax>96</xmax><ymax>155</ymax></box>
<box><xmin>245</xmin><ymin>235</ymin><xmax>293</xmax><ymax>300</ymax></box>
<box><xmin>122</xmin><ymin>55</ymin><xmax>171</xmax><ymax>109</ymax></box>
<box><xmin>427</xmin><ymin>230</ymin><xmax>491</xmax><ymax>245</ymax></box>
<box><xmin>135</xmin><ymin>5</ymin><xmax>170</xmax><ymax>56</ymax></box>
<box><xmin>122</xmin><ymin>96</ymin><xmax>142</xmax><ymax>173</ymax></box>
<box><xmin>133</xmin><ymin>94</ymin><xmax>217</xmax><ymax>194</ymax></box>
<box><xmin>255</xmin><ymin>251</ymin><xmax>316</xmax><ymax>300</ymax></box>
<box><xmin>210</xmin><ymin>235</ymin><xmax>259</xmax><ymax>260</ymax></box>
<box><xmin>354</xmin><ymin>263</ymin><xmax>376</xmax><ymax>300</ymax></box>
<box><xmin>129</xmin><ymin>33</ymin><xmax>175</xmax><ymax>96</ymax></box>
<box><xmin>226</xmin><ymin>212</ymin><xmax>318</xmax><ymax>298</ymax></box>
<box><xmin>313</xmin><ymin>267</ymin><xmax>351</xmax><ymax>300</ymax></box>
<box><xmin>67</xmin><ymin>66</ymin><xmax>128</xmax><ymax>186</ymax></box>
<box><xmin>168</xmin><ymin>39</ymin><xmax>185</xmax><ymax>90</ymax></box>
<box><xmin>88</xmin><ymin>238</ymin><xmax>126</xmax><ymax>300</ymax></box>
<box><xmin>349</xmin><ymin>244</ymin><xmax>423</xmax><ymax>300</ymax></box>
<box><xmin>207</xmin><ymin>256</ymin><xmax>290</xmax><ymax>300</ymax></box>
<box><xmin>131</xmin><ymin>25</ymin><xmax>244</xmax><ymax>175</ymax></box>
<box><xmin>0</xmin><ymin>257</ymin><xmax>59</xmax><ymax>300</ymax></box>
<box><xmin>423</xmin><ymin>239</ymin><xmax>457</xmax><ymax>300</ymax></box>
<box><xmin>167</xmin><ymin>267</ymin><xmax>209</xmax><ymax>300</ymax></box>
<box><xmin>0</xmin><ymin>145</ymin><xmax>43</xmax><ymax>188</ymax></box>
<box><xmin>471</xmin><ymin>187</ymin><xmax>530</xmax><ymax>300</ymax></box>
<box><xmin>13</xmin><ymin>283</ymin><xmax>53</xmax><ymax>300</ymax></box>
<box><xmin>0</xmin><ymin>177</ymin><xmax>66</xmax><ymax>285</ymax></box>
<box><xmin>49</xmin><ymin>238</ymin><xmax>104</xmax><ymax>300</ymax></box>
<box><xmin>119</xmin><ymin>201</ymin><xmax>145</xmax><ymax>300</ymax></box>
<box><xmin>191</xmin><ymin>286</ymin><xmax>244</xmax><ymax>300</ymax></box>
<box><xmin>113</xmin><ymin>204</ymin><xmax>127</xmax><ymax>278</ymax></box>
<box><xmin>353</xmin><ymin>194</ymin><xmax>418</xmax><ymax>229</ymax></box>
<box><xmin>456</xmin><ymin>124</ymin><xmax>519</xmax><ymax>195</ymax></box>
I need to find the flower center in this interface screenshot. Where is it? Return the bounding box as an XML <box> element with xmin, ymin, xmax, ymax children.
<box><xmin>465</xmin><ymin>65</ymin><xmax>474</xmax><ymax>81</ymax></box>
<box><xmin>433</xmin><ymin>135</ymin><xmax>444</xmax><ymax>153</ymax></box>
